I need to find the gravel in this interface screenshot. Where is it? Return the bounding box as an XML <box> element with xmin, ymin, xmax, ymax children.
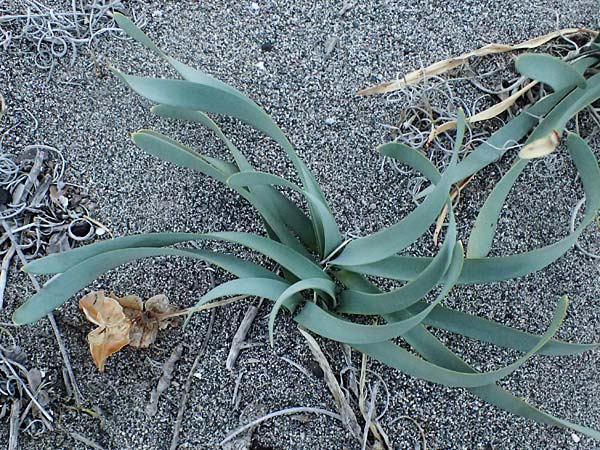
<box><xmin>0</xmin><ymin>0</ymin><xmax>599</xmax><ymax>449</ymax></box>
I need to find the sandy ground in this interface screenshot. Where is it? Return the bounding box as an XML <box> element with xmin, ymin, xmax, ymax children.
<box><xmin>1</xmin><ymin>0</ymin><xmax>600</xmax><ymax>449</ymax></box>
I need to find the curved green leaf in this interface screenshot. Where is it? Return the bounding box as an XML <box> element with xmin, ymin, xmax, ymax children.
<box><xmin>408</xmin><ymin>302</ymin><xmax>599</xmax><ymax>356</ymax></box>
<box><xmin>228</xmin><ymin>171</ymin><xmax>342</xmax><ymax>256</ymax></box>
<box><xmin>268</xmin><ymin>278</ymin><xmax>336</xmax><ymax>346</ymax></box>
<box><xmin>331</xmin><ymin>111</ymin><xmax>464</xmax><ymax>267</ymax></box>
<box><xmin>515</xmin><ymin>54</ymin><xmax>586</xmax><ymax>91</ymax></box>
<box><xmin>298</xmin><ymin>242</ymin><xmax>463</xmax><ymax>344</ymax></box>
<box><xmin>14</xmin><ymin>246</ymin><xmax>281</xmax><ymax>325</ymax></box>
<box><xmin>353</xmin><ymin>296</ymin><xmax>568</xmax><ymax>387</ymax></box>
<box><xmin>338</xmin><ymin>205</ymin><xmax>456</xmax><ymax>314</ymax></box>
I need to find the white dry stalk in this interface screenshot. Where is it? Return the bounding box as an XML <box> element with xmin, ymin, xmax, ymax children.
<box><xmin>220</xmin><ymin>406</ymin><xmax>342</xmax><ymax>446</ymax></box>
<box><xmin>0</xmin><ymin>244</ymin><xmax>15</xmax><ymax>308</ymax></box>
<box><xmin>8</xmin><ymin>399</ymin><xmax>21</xmax><ymax>450</ymax></box>
<box><xmin>298</xmin><ymin>326</ymin><xmax>362</xmax><ymax>441</ymax></box>
<box><xmin>146</xmin><ymin>344</ymin><xmax>183</xmax><ymax>416</ymax></box>
<box><xmin>226</xmin><ymin>302</ymin><xmax>260</xmax><ymax>370</ymax></box>
<box><xmin>2</xmin><ymin>220</ymin><xmax>82</xmax><ymax>405</ymax></box>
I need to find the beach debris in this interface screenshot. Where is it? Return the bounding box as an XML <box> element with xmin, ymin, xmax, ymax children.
<box><xmin>358</xmin><ymin>28</ymin><xmax>597</xmax><ymax>95</ymax></box>
<box><xmin>146</xmin><ymin>344</ymin><xmax>183</xmax><ymax>416</ymax></box>
<box><xmin>226</xmin><ymin>302</ymin><xmax>261</xmax><ymax>370</ymax></box>
<box><xmin>298</xmin><ymin>327</ymin><xmax>362</xmax><ymax>440</ymax></box>
<box><xmin>0</xmin><ymin>0</ymin><xmax>145</xmax><ymax>69</ymax></box>
<box><xmin>79</xmin><ymin>291</ymin><xmax>132</xmax><ymax>372</ymax></box>
<box><xmin>79</xmin><ymin>291</ymin><xmax>181</xmax><ymax>371</ymax></box>
<box><xmin>0</xmin><ymin>139</ymin><xmax>97</xmax><ymax>308</ymax></box>
<box><xmin>1</xmin><ymin>330</ymin><xmax>54</xmax><ymax>447</ymax></box>
<box><xmin>118</xmin><ymin>294</ymin><xmax>179</xmax><ymax>348</ymax></box>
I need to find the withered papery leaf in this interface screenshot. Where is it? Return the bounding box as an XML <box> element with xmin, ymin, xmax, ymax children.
<box><xmin>79</xmin><ymin>291</ymin><xmax>131</xmax><ymax>372</ymax></box>
<box><xmin>117</xmin><ymin>293</ymin><xmax>179</xmax><ymax>348</ymax></box>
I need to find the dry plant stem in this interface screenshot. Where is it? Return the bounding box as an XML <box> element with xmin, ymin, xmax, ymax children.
<box><xmin>1</xmin><ymin>220</ymin><xmax>82</xmax><ymax>405</ymax></box>
<box><xmin>154</xmin><ymin>294</ymin><xmax>250</xmax><ymax>320</ymax></box>
<box><xmin>226</xmin><ymin>300</ymin><xmax>261</xmax><ymax>370</ymax></box>
<box><xmin>298</xmin><ymin>326</ymin><xmax>362</xmax><ymax>441</ymax></box>
<box><xmin>390</xmin><ymin>416</ymin><xmax>428</xmax><ymax>450</ymax></box>
<box><xmin>8</xmin><ymin>399</ymin><xmax>21</xmax><ymax>450</ymax></box>
<box><xmin>426</xmin><ymin>80</ymin><xmax>538</xmax><ymax>143</ymax></box>
<box><xmin>13</xmin><ymin>150</ymin><xmax>45</xmax><ymax>205</ymax></box>
<box><xmin>231</xmin><ymin>370</ymin><xmax>244</xmax><ymax>410</ymax></box>
<box><xmin>69</xmin><ymin>431</ymin><xmax>106</xmax><ymax>450</ymax></box>
<box><xmin>169</xmin><ymin>307</ymin><xmax>216</xmax><ymax>450</ymax></box>
<box><xmin>0</xmin><ymin>245</ymin><xmax>15</xmax><ymax>308</ymax></box>
<box><xmin>0</xmin><ymin>351</ymin><xmax>52</xmax><ymax>423</ymax></box>
<box><xmin>146</xmin><ymin>344</ymin><xmax>183</xmax><ymax>417</ymax></box>
<box><xmin>358</xmin><ymin>28</ymin><xmax>597</xmax><ymax>95</ymax></box>
<box><xmin>220</xmin><ymin>406</ymin><xmax>343</xmax><ymax>446</ymax></box>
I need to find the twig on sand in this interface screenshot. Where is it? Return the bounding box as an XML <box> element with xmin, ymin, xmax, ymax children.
<box><xmin>231</xmin><ymin>370</ymin><xmax>244</xmax><ymax>410</ymax></box>
<box><xmin>8</xmin><ymin>399</ymin><xmax>21</xmax><ymax>450</ymax></box>
<box><xmin>220</xmin><ymin>406</ymin><xmax>342</xmax><ymax>446</ymax></box>
<box><xmin>146</xmin><ymin>344</ymin><xmax>184</xmax><ymax>417</ymax></box>
<box><xmin>298</xmin><ymin>326</ymin><xmax>362</xmax><ymax>441</ymax></box>
<box><xmin>0</xmin><ymin>244</ymin><xmax>15</xmax><ymax>308</ymax></box>
<box><xmin>169</xmin><ymin>278</ymin><xmax>217</xmax><ymax>450</ymax></box>
<box><xmin>226</xmin><ymin>301</ymin><xmax>261</xmax><ymax>370</ymax></box>
<box><xmin>2</xmin><ymin>219</ymin><xmax>83</xmax><ymax>405</ymax></box>
<box><xmin>69</xmin><ymin>431</ymin><xmax>106</xmax><ymax>450</ymax></box>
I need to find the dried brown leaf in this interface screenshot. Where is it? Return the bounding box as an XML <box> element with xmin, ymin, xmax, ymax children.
<box><xmin>358</xmin><ymin>28</ymin><xmax>595</xmax><ymax>95</ymax></box>
<box><xmin>426</xmin><ymin>81</ymin><xmax>538</xmax><ymax>143</ymax></box>
<box><xmin>116</xmin><ymin>293</ymin><xmax>179</xmax><ymax>348</ymax></box>
<box><xmin>79</xmin><ymin>291</ymin><xmax>131</xmax><ymax>372</ymax></box>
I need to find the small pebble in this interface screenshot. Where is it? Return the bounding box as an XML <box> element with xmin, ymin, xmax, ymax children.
<box><xmin>255</xmin><ymin>61</ymin><xmax>266</xmax><ymax>71</ymax></box>
<box><xmin>571</xmin><ymin>433</ymin><xmax>581</xmax><ymax>443</ymax></box>
<box><xmin>324</xmin><ymin>117</ymin><xmax>336</xmax><ymax>125</ymax></box>
<box><xmin>261</xmin><ymin>40</ymin><xmax>274</xmax><ymax>52</ymax></box>
<box><xmin>250</xmin><ymin>2</ymin><xmax>260</xmax><ymax>11</ymax></box>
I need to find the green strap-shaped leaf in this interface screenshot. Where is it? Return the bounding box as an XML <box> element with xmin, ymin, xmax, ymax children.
<box><xmin>14</xmin><ymin>246</ymin><xmax>281</xmax><ymax>325</ymax></box>
<box><xmin>338</xmin><ymin>205</ymin><xmax>456</xmax><ymax>314</ymax></box>
<box><xmin>268</xmin><ymin>278</ymin><xmax>336</xmax><ymax>346</ymax></box>
<box><xmin>342</xmin><ymin>129</ymin><xmax>599</xmax><ymax>284</ymax></box>
<box><xmin>113</xmin><ymin>13</ymin><xmax>245</xmax><ymax>100</ymax></box>
<box><xmin>151</xmin><ymin>105</ymin><xmax>253</xmax><ymax>170</ymax></box>
<box><xmin>408</xmin><ymin>301</ymin><xmax>598</xmax><ymax>356</ymax></box>
<box><xmin>133</xmin><ymin>130</ymin><xmax>235</xmax><ymax>182</ymax></box>
<box><xmin>331</xmin><ymin>111</ymin><xmax>464</xmax><ymax>267</ymax></box>
<box><xmin>336</xmin><ymin>270</ymin><xmax>600</xmax><ymax>438</ymax></box>
<box><xmin>132</xmin><ymin>130</ymin><xmax>311</xmax><ymax>256</ymax></box>
<box><xmin>417</xmin><ymin>58</ymin><xmax>598</xmax><ymax>201</ymax></box>
<box><xmin>467</xmin><ymin>132</ymin><xmax>599</xmax><ymax>264</ymax></box>
<box><xmin>530</xmin><ymin>71</ymin><xmax>600</xmax><ymax>140</ymax></box>
<box><xmin>227</xmin><ymin>171</ymin><xmax>342</xmax><ymax>257</ymax></box>
<box><xmin>114</xmin><ymin>14</ymin><xmax>339</xmax><ymax>257</ymax></box>
<box><xmin>467</xmin><ymin>158</ymin><xmax>528</xmax><ymax>258</ymax></box>
<box><xmin>297</xmin><ymin>242</ymin><xmax>463</xmax><ymax>344</ymax></box>
<box><xmin>515</xmin><ymin>54</ymin><xmax>586</xmax><ymax>91</ymax></box>
<box><xmin>352</xmin><ymin>295</ymin><xmax>568</xmax><ymax>387</ymax></box>
<box><xmin>17</xmin><ymin>231</ymin><xmax>328</xmax><ymax>323</ymax></box>
<box><xmin>150</xmin><ymin>105</ymin><xmax>317</xmax><ymax>250</ymax></box>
